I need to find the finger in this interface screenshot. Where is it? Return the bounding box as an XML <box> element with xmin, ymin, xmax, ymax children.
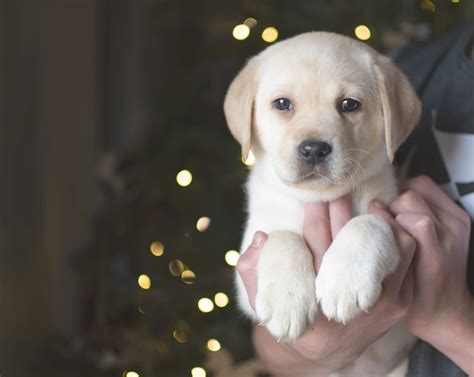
<box><xmin>395</xmin><ymin>212</ymin><xmax>442</xmax><ymax>277</ymax></box>
<box><xmin>398</xmin><ymin>262</ymin><xmax>414</xmax><ymax>309</ymax></box>
<box><xmin>369</xmin><ymin>201</ymin><xmax>416</xmax><ymax>294</ymax></box>
<box><xmin>403</xmin><ymin>176</ymin><xmax>470</xmax><ymax>226</ymax></box>
<box><xmin>389</xmin><ymin>189</ymin><xmax>436</xmax><ymax>221</ymax></box>
<box><xmin>236</xmin><ymin>231</ymin><xmax>268</xmax><ymax>310</ymax></box>
<box><xmin>329</xmin><ymin>195</ymin><xmax>352</xmax><ymax>239</ymax></box>
<box><xmin>304</xmin><ymin>201</ymin><xmax>331</xmax><ymax>271</ymax></box>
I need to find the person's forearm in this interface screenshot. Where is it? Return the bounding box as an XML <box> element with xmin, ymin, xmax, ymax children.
<box><xmin>421</xmin><ymin>300</ymin><xmax>474</xmax><ymax>375</ymax></box>
<box><xmin>252</xmin><ymin>325</ymin><xmax>349</xmax><ymax>377</ymax></box>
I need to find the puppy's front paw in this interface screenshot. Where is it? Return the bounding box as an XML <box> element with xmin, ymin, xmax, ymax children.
<box><xmin>255</xmin><ymin>231</ymin><xmax>318</xmax><ymax>341</ymax></box>
<box><xmin>315</xmin><ymin>215</ymin><xmax>399</xmax><ymax>323</ymax></box>
<box><xmin>315</xmin><ymin>254</ymin><xmax>382</xmax><ymax>323</ymax></box>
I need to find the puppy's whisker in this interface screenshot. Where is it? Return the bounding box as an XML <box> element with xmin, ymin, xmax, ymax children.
<box><xmin>346</xmin><ymin>148</ymin><xmax>376</xmax><ymax>159</ymax></box>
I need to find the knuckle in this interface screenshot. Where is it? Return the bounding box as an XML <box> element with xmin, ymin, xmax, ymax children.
<box><xmin>401</xmin><ymin>190</ymin><xmax>423</xmax><ymax>207</ymax></box>
<box><xmin>236</xmin><ymin>258</ymin><xmax>252</xmax><ymax>274</ymax></box>
<box><xmin>413</xmin><ymin>214</ymin><xmax>434</xmax><ymax>232</ymax></box>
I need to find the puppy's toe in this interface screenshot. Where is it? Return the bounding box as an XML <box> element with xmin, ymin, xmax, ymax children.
<box><xmin>256</xmin><ymin>278</ymin><xmax>318</xmax><ymax>341</ymax></box>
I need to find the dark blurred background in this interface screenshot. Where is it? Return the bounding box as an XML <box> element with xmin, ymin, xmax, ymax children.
<box><xmin>0</xmin><ymin>1</ymin><xmax>472</xmax><ymax>376</ymax></box>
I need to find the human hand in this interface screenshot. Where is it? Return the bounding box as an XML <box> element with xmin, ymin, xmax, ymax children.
<box><xmin>389</xmin><ymin>176</ymin><xmax>473</xmax><ymax>373</ymax></box>
<box><xmin>237</xmin><ymin>196</ymin><xmax>417</xmax><ymax>375</ymax></box>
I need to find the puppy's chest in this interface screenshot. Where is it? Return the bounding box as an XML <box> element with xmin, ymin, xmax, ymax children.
<box><xmin>244</xmin><ymin>169</ymin><xmax>398</xmax><ymax>239</ymax></box>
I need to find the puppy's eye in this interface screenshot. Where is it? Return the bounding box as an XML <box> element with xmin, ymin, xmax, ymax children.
<box><xmin>273</xmin><ymin>98</ymin><xmax>293</xmax><ymax>111</ymax></box>
<box><xmin>339</xmin><ymin>98</ymin><xmax>360</xmax><ymax>113</ymax></box>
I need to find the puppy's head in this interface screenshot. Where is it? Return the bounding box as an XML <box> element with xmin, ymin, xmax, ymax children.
<box><xmin>224</xmin><ymin>32</ymin><xmax>421</xmax><ymax>191</ymax></box>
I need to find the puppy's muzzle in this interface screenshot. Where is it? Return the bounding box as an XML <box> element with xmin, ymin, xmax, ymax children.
<box><xmin>298</xmin><ymin>139</ymin><xmax>332</xmax><ymax>165</ymax></box>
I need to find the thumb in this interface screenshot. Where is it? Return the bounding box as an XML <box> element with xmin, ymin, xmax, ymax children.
<box><xmin>236</xmin><ymin>231</ymin><xmax>268</xmax><ymax>310</ymax></box>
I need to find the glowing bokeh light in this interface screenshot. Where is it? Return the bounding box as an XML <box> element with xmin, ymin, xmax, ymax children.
<box><xmin>207</xmin><ymin>338</ymin><xmax>221</xmax><ymax>352</ymax></box>
<box><xmin>196</xmin><ymin>217</ymin><xmax>211</xmax><ymax>232</ymax></box>
<box><xmin>243</xmin><ymin>17</ymin><xmax>258</xmax><ymax>28</ymax></box>
<box><xmin>420</xmin><ymin>0</ymin><xmax>436</xmax><ymax>12</ymax></box>
<box><xmin>138</xmin><ymin>274</ymin><xmax>151</xmax><ymax>290</ymax></box>
<box><xmin>191</xmin><ymin>367</ymin><xmax>206</xmax><ymax>377</ymax></box>
<box><xmin>172</xmin><ymin>329</ymin><xmax>188</xmax><ymax>343</ymax></box>
<box><xmin>176</xmin><ymin>170</ymin><xmax>192</xmax><ymax>187</ymax></box>
<box><xmin>125</xmin><ymin>372</ymin><xmax>139</xmax><ymax>377</ymax></box>
<box><xmin>262</xmin><ymin>27</ymin><xmax>278</xmax><ymax>43</ymax></box>
<box><xmin>181</xmin><ymin>270</ymin><xmax>196</xmax><ymax>284</ymax></box>
<box><xmin>214</xmin><ymin>292</ymin><xmax>229</xmax><ymax>308</ymax></box>
<box><xmin>197</xmin><ymin>298</ymin><xmax>214</xmax><ymax>313</ymax></box>
<box><xmin>232</xmin><ymin>24</ymin><xmax>250</xmax><ymax>40</ymax></box>
<box><xmin>169</xmin><ymin>259</ymin><xmax>185</xmax><ymax>276</ymax></box>
<box><xmin>225</xmin><ymin>250</ymin><xmax>240</xmax><ymax>266</ymax></box>
<box><xmin>150</xmin><ymin>241</ymin><xmax>164</xmax><ymax>256</ymax></box>
<box><xmin>354</xmin><ymin>25</ymin><xmax>371</xmax><ymax>41</ymax></box>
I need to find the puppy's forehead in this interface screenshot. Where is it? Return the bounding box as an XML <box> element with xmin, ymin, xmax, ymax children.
<box><xmin>258</xmin><ymin>32</ymin><xmax>375</xmax><ymax>90</ymax></box>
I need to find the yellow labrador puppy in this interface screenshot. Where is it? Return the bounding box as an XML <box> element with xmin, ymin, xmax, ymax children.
<box><xmin>224</xmin><ymin>32</ymin><xmax>421</xmax><ymax>374</ymax></box>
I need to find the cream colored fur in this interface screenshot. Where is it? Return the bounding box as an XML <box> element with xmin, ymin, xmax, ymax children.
<box><xmin>224</xmin><ymin>32</ymin><xmax>421</xmax><ymax>376</ymax></box>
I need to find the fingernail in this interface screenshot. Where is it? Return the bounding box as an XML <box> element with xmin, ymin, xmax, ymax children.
<box><xmin>251</xmin><ymin>232</ymin><xmax>263</xmax><ymax>248</ymax></box>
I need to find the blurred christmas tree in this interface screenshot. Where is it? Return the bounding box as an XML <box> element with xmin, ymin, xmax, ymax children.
<box><xmin>54</xmin><ymin>1</ymin><xmax>472</xmax><ymax>376</ymax></box>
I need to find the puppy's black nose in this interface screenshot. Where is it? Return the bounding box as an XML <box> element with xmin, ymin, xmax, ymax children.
<box><xmin>298</xmin><ymin>140</ymin><xmax>332</xmax><ymax>164</ymax></box>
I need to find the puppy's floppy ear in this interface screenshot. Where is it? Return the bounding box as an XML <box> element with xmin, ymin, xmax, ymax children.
<box><xmin>374</xmin><ymin>56</ymin><xmax>421</xmax><ymax>162</ymax></box>
<box><xmin>224</xmin><ymin>56</ymin><xmax>260</xmax><ymax>161</ymax></box>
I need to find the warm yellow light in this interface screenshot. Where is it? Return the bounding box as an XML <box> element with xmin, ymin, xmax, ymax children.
<box><xmin>176</xmin><ymin>170</ymin><xmax>192</xmax><ymax>187</ymax></box>
<box><xmin>262</xmin><ymin>27</ymin><xmax>278</xmax><ymax>43</ymax></box>
<box><xmin>181</xmin><ymin>270</ymin><xmax>196</xmax><ymax>284</ymax></box>
<box><xmin>173</xmin><ymin>329</ymin><xmax>188</xmax><ymax>343</ymax></box>
<box><xmin>150</xmin><ymin>241</ymin><xmax>164</xmax><ymax>256</ymax></box>
<box><xmin>138</xmin><ymin>274</ymin><xmax>151</xmax><ymax>290</ymax></box>
<box><xmin>207</xmin><ymin>338</ymin><xmax>221</xmax><ymax>352</ymax></box>
<box><xmin>242</xmin><ymin>150</ymin><xmax>256</xmax><ymax>167</ymax></box>
<box><xmin>214</xmin><ymin>292</ymin><xmax>229</xmax><ymax>308</ymax></box>
<box><xmin>191</xmin><ymin>367</ymin><xmax>206</xmax><ymax>377</ymax></box>
<box><xmin>198</xmin><ymin>298</ymin><xmax>214</xmax><ymax>313</ymax></box>
<box><xmin>225</xmin><ymin>250</ymin><xmax>240</xmax><ymax>266</ymax></box>
<box><xmin>354</xmin><ymin>25</ymin><xmax>371</xmax><ymax>41</ymax></box>
<box><xmin>420</xmin><ymin>0</ymin><xmax>436</xmax><ymax>12</ymax></box>
<box><xmin>125</xmin><ymin>372</ymin><xmax>139</xmax><ymax>377</ymax></box>
<box><xmin>169</xmin><ymin>259</ymin><xmax>185</xmax><ymax>276</ymax></box>
<box><xmin>451</xmin><ymin>0</ymin><xmax>460</xmax><ymax>3</ymax></box>
<box><xmin>243</xmin><ymin>17</ymin><xmax>258</xmax><ymax>28</ymax></box>
<box><xmin>232</xmin><ymin>24</ymin><xmax>250</xmax><ymax>40</ymax></box>
<box><xmin>196</xmin><ymin>217</ymin><xmax>211</xmax><ymax>232</ymax></box>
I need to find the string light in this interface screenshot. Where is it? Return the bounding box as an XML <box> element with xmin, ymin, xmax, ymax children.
<box><xmin>197</xmin><ymin>298</ymin><xmax>214</xmax><ymax>313</ymax></box>
<box><xmin>354</xmin><ymin>25</ymin><xmax>371</xmax><ymax>41</ymax></box>
<box><xmin>232</xmin><ymin>24</ymin><xmax>250</xmax><ymax>40</ymax></box>
<box><xmin>181</xmin><ymin>270</ymin><xmax>196</xmax><ymax>284</ymax></box>
<box><xmin>214</xmin><ymin>292</ymin><xmax>229</xmax><ymax>308</ymax></box>
<box><xmin>243</xmin><ymin>17</ymin><xmax>258</xmax><ymax>28</ymax></box>
<box><xmin>176</xmin><ymin>170</ymin><xmax>192</xmax><ymax>187</ymax></box>
<box><xmin>225</xmin><ymin>250</ymin><xmax>240</xmax><ymax>266</ymax></box>
<box><xmin>191</xmin><ymin>367</ymin><xmax>206</xmax><ymax>377</ymax></box>
<box><xmin>137</xmin><ymin>274</ymin><xmax>151</xmax><ymax>290</ymax></box>
<box><xmin>207</xmin><ymin>339</ymin><xmax>221</xmax><ymax>352</ymax></box>
<box><xmin>150</xmin><ymin>241</ymin><xmax>164</xmax><ymax>256</ymax></box>
<box><xmin>451</xmin><ymin>0</ymin><xmax>460</xmax><ymax>3</ymax></box>
<box><xmin>262</xmin><ymin>27</ymin><xmax>278</xmax><ymax>43</ymax></box>
<box><xmin>169</xmin><ymin>259</ymin><xmax>185</xmax><ymax>276</ymax></box>
<box><xmin>242</xmin><ymin>150</ymin><xmax>256</xmax><ymax>167</ymax></box>
<box><xmin>196</xmin><ymin>217</ymin><xmax>211</xmax><ymax>232</ymax></box>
